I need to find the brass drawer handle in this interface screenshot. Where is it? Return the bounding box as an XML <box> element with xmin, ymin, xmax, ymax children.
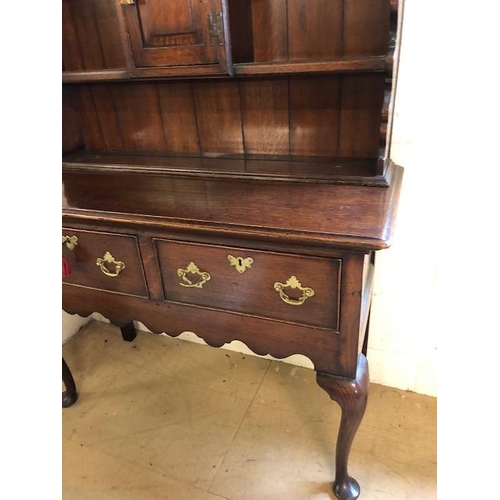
<box><xmin>228</xmin><ymin>255</ymin><xmax>254</xmax><ymax>274</ymax></box>
<box><xmin>96</xmin><ymin>252</ymin><xmax>126</xmax><ymax>277</ymax></box>
<box><xmin>62</xmin><ymin>235</ymin><xmax>78</xmax><ymax>251</ymax></box>
<box><xmin>177</xmin><ymin>262</ymin><xmax>211</xmax><ymax>288</ymax></box>
<box><xmin>273</xmin><ymin>276</ymin><xmax>315</xmax><ymax>306</ymax></box>
<box><xmin>120</xmin><ymin>0</ymin><xmax>135</xmax><ymax>5</ymax></box>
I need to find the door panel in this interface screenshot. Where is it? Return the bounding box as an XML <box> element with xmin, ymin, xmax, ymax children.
<box><xmin>120</xmin><ymin>0</ymin><xmax>232</xmax><ymax>77</ymax></box>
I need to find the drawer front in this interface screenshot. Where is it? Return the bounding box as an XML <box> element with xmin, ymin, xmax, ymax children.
<box><xmin>155</xmin><ymin>240</ymin><xmax>341</xmax><ymax>329</ymax></box>
<box><xmin>62</xmin><ymin>229</ymin><xmax>147</xmax><ymax>297</ymax></box>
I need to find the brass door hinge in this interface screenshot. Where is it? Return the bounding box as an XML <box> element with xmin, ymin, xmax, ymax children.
<box><xmin>208</xmin><ymin>12</ymin><xmax>225</xmax><ymax>46</ymax></box>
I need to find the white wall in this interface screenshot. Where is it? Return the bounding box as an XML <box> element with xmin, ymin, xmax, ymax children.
<box><xmin>364</xmin><ymin>0</ymin><xmax>440</xmax><ymax>396</ymax></box>
<box><xmin>365</xmin><ymin>0</ymin><xmax>496</xmax><ymax>398</ymax></box>
<box><xmin>62</xmin><ymin>313</ymin><xmax>88</xmax><ymax>344</ymax></box>
<box><xmin>62</xmin><ymin>0</ymin><xmax>464</xmax><ymax>398</ymax></box>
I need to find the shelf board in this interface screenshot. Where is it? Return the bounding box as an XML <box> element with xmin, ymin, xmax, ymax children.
<box><xmin>62</xmin><ymin>56</ymin><xmax>387</xmax><ymax>83</ymax></box>
<box><xmin>62</xmin><ymin>69</ymin><xmax>130</xmax><ymax>83</ymax></box>
<box><xmin>233</xmin><ymin>56</ymin><xmax>387</xmax><ymax>76</ymax></box>
<box><xmin>62</xmin><ymin>150</ymin><xmax>387</xmax><ymax>186</ymax></box>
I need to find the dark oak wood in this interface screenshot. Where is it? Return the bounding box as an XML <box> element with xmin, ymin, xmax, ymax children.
<box><xmin>65</xmin><ymin>75</ymin><xmax>386</xmax><ymax>160</ymax></box>
<box><xmin>62</xmin><ymin>2</ymin><xmax>404</xmax><ymax>497</ymax></box>
<box><xmin>317</xmin><ymin>354</ymin><xmax>369</xmax><ymax>500</ymax></box>
<box><xmin>242</xmin><ymin>0</ymin><xmax>390</xmax><ymax>66</ymax></box>
<box><xmin>62</xmin><ymin>149</ymin><xmax>384</xmax><ymax>184</ymax></box>
<box><xmin>193</xmin><ymin>81</ymin><xmax>244</xmax><ymax>154</ymax></box>
<box><xmin>62</xmin><ymin>164</ymin><xmax>403</xmax><ymax>250</ymax></box>
<box><xmin>158</xmin><ymin>83</ymin><xmax>200</xmax><ymax>153</ymax></box>
<box><xmin>339</xmin><ymin>75</ymin><xmax>386</xmax><ymax>158</ymax></box>
<box><xmin>288</xmin><ymin>0</ymin><xmax>343</xmax><ymax>60</ymax></box>
<box><xmin>62</xmin><ymin>282</ymin><xmax>353</xmax><ymax>376</ymax></box>
<box><xmin>289</xmin><ymin>76</ymin><xmax>341</xmax><ymax>157</ymax></box>
<box><xmin>155</xmin><ymin>239</ymin><xmax>341</xmax><ymax>329</ymax></box>
<box><xmin>120</xmin><ymin>322</ymin><xmax>137</xmax><ymax>342</ymax></box>
<box><xmin>62</xmin><ymin>0</ymin><xmax>127</xmax><ymax>72</ymax></box>
<box><xmin>62</xmin><ymin>70</ymin><xmax>130</xmax><ymax>84</ymax></box>
<box><xmin>233</xmin><ymin>57</ymin><xmax>387</xmax><ymax>76</ymax></box>
<box><xmin>90</xmin><ymin>85</ymin><xmax>125</xmax><ymax>150</ymax></box>
<box><xmin>250</xmin><ymin>0</ymin><xmax>288</xmax><ymax>62</ymax></box>
<box><xmin>111</xmin><ymin>83</ymin><xmax>168</xmax><ymax>151</ymax></box>
<box><xmin>62</xmin><ymin>87</ymin><xmax>84</xmax><ymax>155</ymax></box>
<box><xmin>239</xmin><ymin>79</ymin><xmax>289</xmax><ymax>154</ymax></box>
<box><xmin>62</xmin><ymin>228</ymin><xmax>148</xmax><ymax>297</ymax></box>
<box><xmin>226</xmin><ymin>0</ymin><xmax>254</xmax><ymax>63</ymax></box>
<box><xmin>69</xmin><ymin>85</ymin><xmax>103</xmax><ymax>150</ymax></box>
<box><xmin>119</xmin><ymin>0</ymin><xmax>233</xmax><ymax>77</ymax></box>
<box><xmin>62</xmin><ymin>358</ymin><xmax>78</xmax><ymax>408</ymax></box>
<box><xmin>344</xmin><ymin>0</ymin><xmax>390</xmax><ymax>56</ymax></box>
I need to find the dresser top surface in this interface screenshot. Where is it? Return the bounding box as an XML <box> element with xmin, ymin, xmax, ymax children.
<box><xmin>63</xmin><ymin>161</ymin><xmax>403</xmax><ymax>251</ymax></box>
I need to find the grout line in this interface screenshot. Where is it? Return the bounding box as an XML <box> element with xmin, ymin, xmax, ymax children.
<box><xmin>206</xmin><ymin>359</ymin><xmax>272</xmax><ymax>494</ymax></box>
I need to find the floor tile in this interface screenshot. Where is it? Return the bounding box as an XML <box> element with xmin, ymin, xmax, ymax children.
<box><xmin>63</xmin><ymin>438</ymin><xmax>231</xmax><ymax>500</ymax></box>
<box><xmin>208</xmin><ymin>426</ymin><xmax>339</xmax><ymax>500</ymax></box>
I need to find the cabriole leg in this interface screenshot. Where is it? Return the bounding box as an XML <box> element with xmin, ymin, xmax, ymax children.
<box><xmin>316</xmin><ymin>354</ymin><xmax>369</xmax><ymax>500</ymax></box>
<box><xmin>62</xmin><ymin>357</ymin><xmax>78</xmax><ymax>408</ymax></box>
<box><xmin>120</xmin><ymin>321</ymin><xmax>137</xmax><ymax>342</ymax></box>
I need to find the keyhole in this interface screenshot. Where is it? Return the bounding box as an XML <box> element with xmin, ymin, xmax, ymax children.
<box><xmin>238</xmin><ymin>258</ymin><xmax>243</xmax><ymax>267</ymax></box>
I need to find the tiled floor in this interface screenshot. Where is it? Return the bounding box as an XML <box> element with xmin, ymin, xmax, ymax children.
<box><xmin>62</xmin><ymin>320</ymin><xmax>436</xmax><ymax>500</ymax></box>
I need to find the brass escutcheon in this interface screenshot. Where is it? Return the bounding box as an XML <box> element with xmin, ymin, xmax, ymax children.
<box><xmin>227</xmin><ymin>255</ymin><xmax>254</xmax><ymax>274</ymax></box>
<box><xmin>177</xmin><ymin>262</ymin><xmax>211</xmax><ymax>288</ymax></box>
<box><xmin>96</xmin><ymin>252</ymin><xmax>126</xmax><ymax>277</ymax></box>
<box><xmin>273</xmin><ymin>275</ymin><xmax>315</xmax><ymax>306</ymax></box>
<box><xmin>62</xmin><ymin>235</ymin><xmax>78</xmax><ymax>251</ymax></box>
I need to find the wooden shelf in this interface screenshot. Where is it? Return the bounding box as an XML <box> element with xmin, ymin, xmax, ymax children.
<box><xmin>62</xmin><ymin>69</ymin><xmax>130</xmax><ymax>84</ymax></box>
<box><xmin>62</xmin><ymin>56</ymin><xmax>387</xmax><ymax>83</ymax></box>
<box><xmin>62</xmin><ymin>150</ymin><xmax>387</xmax><ymax>186</ymax></box>
<box><xmin>233</xmin><ymin>56</ymin><xmax>387</xmax><ymax>76</ymax></box>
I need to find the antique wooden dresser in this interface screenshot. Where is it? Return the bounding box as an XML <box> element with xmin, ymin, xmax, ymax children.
<box><xmin>62</xmin><ymin>1</ymin><xmax>404</xmax><ymax>498</ymax></box>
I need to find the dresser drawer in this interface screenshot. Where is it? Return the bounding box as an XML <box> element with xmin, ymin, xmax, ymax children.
<box><xmin>155</xmin><ymin>240</ymin><xmax>341</xmax><ymax>329</ymax></box>
<box><xmin>62</xmin><ymin>228</ymin><xmax>147</xmax><ymax>297</ymax></box>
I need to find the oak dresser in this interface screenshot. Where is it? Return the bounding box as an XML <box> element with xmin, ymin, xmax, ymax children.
<box><xmin>62</xmin><ymin>1</ymin><xmax>404</xmax><ymax>498</ymax></box>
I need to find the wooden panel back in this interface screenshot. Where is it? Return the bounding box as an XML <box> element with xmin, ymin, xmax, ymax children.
<box><xmin>338</xmin><ymin>74</ymin><xmax>386</xmax><ymax>158</ymax></box>
<box><xmin>68</xmin><ymin>75</ymin><xmax>384</xmax><ymax>159</ymax></box>
<box><xmin>250</xmin><ymin>0</ymin><xmax>288</xmax><ymax>62</ymax></box>
<box><xmin>111</xmin><ymin>83</ymin><xmax>168</xmax><ymax>151</ymax></box>
<box><xmin>288</xmin><ymin>0</ymin><xmax>343</xmax><ymax>60</ymax></box>
<box><xmin>62</xmin><ymin>0</ymin><xmax>126</xmax><ymax>71</ymax></box>
<box><xmin>246</xmin><ymin>0</ymin><xmax>389</xmax><ymax>63</ymax></box>
<box><xmin>240</xmin><ymin>79</ymin><xmax>289</xmax><ymax>154</ymax></box>
<box><xmin>90</xmin><ymin>85</ymin><xmax>125</xmax><ymax>150</ymax></box>
<box><xmin>62</xmin><ymin>0</ymin><xmax>391</xmax><ymax>68</ymax></box>
<box><xmin>193</xmin><ymin>82</ymin><xmax>245</xmax><ymax>154</ymax></box>
<box><xmin>62</xmin><ymin>87</ymin><xmax>84</xmax><ymax>154</ymax></box>
<box><xmin>227</xmin><ymin>0</ymin><xmax>255</xmax><ymax>62</ymax></box>
<box><xmin>69</xmin><ymin>85</ymin><xmax>103</xmax><ymax>150</ymax></box>
<box><xmin>343</xmin><ymin>0</ymin><xmax>390</xmax><ymax>56</ymax></box>
<box><xmin>158</xmin><ymin>83</ymin><xmax>200</xmax><ymax>153</ymax></box>
<box><xmin>289</xmin><ymin>76</ymin><xmax>341</xmax><ymax>157</ymax></box>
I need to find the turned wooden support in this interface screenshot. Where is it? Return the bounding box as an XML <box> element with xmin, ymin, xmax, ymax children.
<box><xmin>62</xmin><ymin>357</ymin><xmax>78</xmax><ymax>408</ymax></box>
<box><xmin>316</xmin><ymin>354</ymin><xmax>369</xmax><ymax>500</ymax></box>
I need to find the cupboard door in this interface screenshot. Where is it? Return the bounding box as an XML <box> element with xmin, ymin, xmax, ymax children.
<box><xmin>119</xmin><ymin>0</ymin><xmax>233</xmax><ymax>77</ymax></box>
